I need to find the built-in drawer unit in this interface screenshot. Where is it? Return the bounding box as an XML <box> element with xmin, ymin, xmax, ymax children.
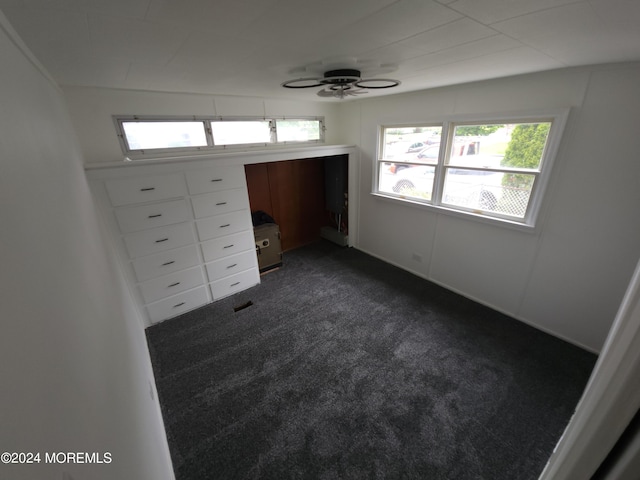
<box><xmin>138</xmin><ymin>266</ymin><xmax>205</xmax><ymax>304</ymax></box>
<box><xmin>205</xmin><ymin>250</ymin><xmax>258</xmax><ymax>282</ymax></box>
<box><xmin>87</xmin><ymin>161</ymin><xmax>261</xmax><ymax>325</ymax></box>
<box><xmin>123</xmin><ymin>222</ymin><xmax>196</xmax><ymax>259</ymax></box>
<box><xmin>186</xmin><ymin>166</ymin><xmax>246</xmax><ymax>195</ymax></box>
<box><xmin>196</xmin><ymin>210</ymin><xmax>252</xmax><ymax>241</ymax></box>
<box><xmin>191</xmin><ymin>188</ymin><xmax>249</xmax><ymax>219</ymax></box>
<box><xmin>146</xmin><ymin>285</ymin><xmax>209</xmax><ymax>324</ymax></box>
<box><xmin>115</xmin><ymin>199</ymin><xmax>190</xmax><ymax>233</ymax></box>
<box><xmin>201</xmin><ymin>231</ymin><xmax>256</xmax><ymax>262</ymax></box>
<box><xmin>131</xmin><ymin>245</ymin><xmax>201</xmax><ymax>282</ymax></box>
<box><xmin>210</xmin><ymin>269</ymin><xmax>260</xmax><ymax>300</ymax></box>
<box><xmin>105</xmin><ymin>173</ymin><xmax>187</xmax><ymax>206</ymax></box>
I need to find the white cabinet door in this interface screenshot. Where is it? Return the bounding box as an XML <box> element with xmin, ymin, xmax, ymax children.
<box><xmin>205</xmin><ymin>250</ymin><xmax>258</xmax><ymax>282</ymax></box>
<box><xmin>138</xmin><ymin>266</ymin><xmax>205</xmax><ymax>304</ymax></box>
<box><xmin>106</xmin><ymin>173</ymin><xmax>186</xmax><ymax>206</ymax></box>
<box><xmin>210</xmin><ymin>269</ymin><xmax>260</xmax><ymax>300</ymax></box>
<box><xmin>191</xmin><ymin>188</ymin><xmax>249</xmax><ymax>218</ymax></box>
<box><xmin>115</xmin><ymin>199</ymin><xmax>190</xmax><ymax>233</ymax></box>
<box><xmin>123</xmin><ymin>222</ymin><xmax>196</xmax><ymax>258</ymax></box>
<box><xmin>146</xmin><ymin>286</ymin><xmax>209</xmax><ymax>324</ymax></box>
<box><xmin>131</xmin><ymin>245</ymin><xmax>201</xmax><ymax>282</ymax></box>
<box><xmin>201</xmin><ymin>231</ymin><xmax>255</xmax><ymax>262</ymax></box>
<box><xmin>185</xmin><ymin>166</ymin><xmax>246</xmax><ymax>195</ymax></box>
<box><xmin>196</xmin><ymin>210</ymin><xmax>252</xmax><ymax>241</ymax></box>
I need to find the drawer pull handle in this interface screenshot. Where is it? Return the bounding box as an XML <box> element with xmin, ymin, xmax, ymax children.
<box><xmin>173</xmin><ymin>302</ymin><xmax>185</xmax><ymax>308</ymax></box>
<box><xmin>230</xmin><ymin>282</ymin><xmax>241</xmax><ymax>287</ymax></box>
<box><xmin>226</xmin><ymin>263</ymin><xmax>237</xmax><ymax>269</ymax></box>
<box><xmin>220</xmin><ymin>224</ymin><xmax>231</xmax><ymax>228</ymax></box>
<box><xmin>155</xmin><ymin>238</ymin><xmax>169</xmax><ymax>243</ymax></box>
<box><xmin>148</xmin><ymin>214</ymin><xmax>162</xmax><ymax>218</ymax></box>
<box><xmin>140</xmin><ymin>187</ymin><xmax>155</xmax><ymax>192</ymax></box>
<box><xmin>223</xmin><ymin>244</ymin><xmax>234</xmax><ymax>249</ymax></box>
<box><xmin>216</xmin><ymin>202</ymin><xmax>227</xmax><ymax>206</ymax></box>
<box><xmin>211</xmin><ymin>178</ymin><xmax>223</xmax><ymax>182</ymax></box>
<box><xmin>168</xmin><ymin>282</ymin><xmax>181</xmax><ymax>288</ymax></box>
<box><xmin>161</xmin><ymin>260</ymin><xmax>175</xmax><ymax>266</ymax></box>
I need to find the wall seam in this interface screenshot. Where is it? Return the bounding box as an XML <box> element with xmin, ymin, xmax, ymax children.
<box><xmin>0</xmin><ymin>10</ymin><xmax>61</xmax><ymax>94</ymax></box>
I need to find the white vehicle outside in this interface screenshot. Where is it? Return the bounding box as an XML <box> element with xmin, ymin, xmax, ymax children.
<box><xmin>379</xmin><ymin>153</ymin><xmax>532</xmax><ymax>217</ymax></box>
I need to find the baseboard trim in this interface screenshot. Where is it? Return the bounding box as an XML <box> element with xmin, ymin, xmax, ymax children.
<box><xmin>354</xmin><ymin>246</ymin><xmax>599</xmax><ymax>354</ymax></box>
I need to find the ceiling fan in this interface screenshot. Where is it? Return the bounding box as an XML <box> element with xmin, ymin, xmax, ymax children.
<box><xmin>281</xmin><ymin>69</ymin><xmax>400</xmax><ymax>99</ymax></box>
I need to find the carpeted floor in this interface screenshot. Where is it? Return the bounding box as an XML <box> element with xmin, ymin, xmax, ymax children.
<box><xmin>146</xmin><ymin>240</ymin><xmax>597</xmax><ymax>480</ymax></box>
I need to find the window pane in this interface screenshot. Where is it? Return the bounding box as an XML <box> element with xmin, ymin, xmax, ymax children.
<box><xmin>378</xmin><ymin>162</ymin><xmax>435</xmax><ymax>200</ymax></box>
<box><xmin>211</xmin><ymin>121</ymin><xmax>271</xmax><ymax>145</ymax></box>
<box><xmin>276</xmin><ymin>119</ymin><xmax>321</xmax><ymax>142</ymax></box>
<box><xmin>122</xmin><ymin>121</ymin><xmax>207</xmax><ymax>150</ymax></box>
<box><xmin>382</xmin><ymin>126</ymin><xmax>442</xmax><ymax>161</ymax></box>
<box><xmin>442</xmin><ymin>168</ymin><xmax>536</xmax><ymax>217</ymax></box>
<box><xmin>448</xmin><ymin>122</ymin><xmax>551</xmax><ymax>171</ymax></box>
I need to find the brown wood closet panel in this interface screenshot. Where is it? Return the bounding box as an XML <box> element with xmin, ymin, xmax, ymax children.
<box><xmin>245</xmin><ymin>158</ymin><xmax>326</xmax><ymax>252</ymax></box>
<box><xmin>244</xmin><ymin>163</ymin><xmax>273</xmax><ymax>217</ymax></box>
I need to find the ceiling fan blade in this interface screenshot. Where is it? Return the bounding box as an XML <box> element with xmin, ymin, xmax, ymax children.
<box><xmin>316</xmin><ymin>89</ymin><xmax>337</xmax><ymax>97</ymax></box>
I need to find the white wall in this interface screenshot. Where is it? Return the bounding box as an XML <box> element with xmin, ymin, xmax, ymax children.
<box><xmin>337</xmin><ymin>64</ymin><xmax>640</xmax><ymax>352</ymax></box>
<box><xmin>0</xmin><ymin>14</ymin><xmax>174</xmax><ymax>480</ymax></box>
<box><xmin>63</xmin><ymin>86</ymin><xmax>342</xmax><ymax>164</ymax></box>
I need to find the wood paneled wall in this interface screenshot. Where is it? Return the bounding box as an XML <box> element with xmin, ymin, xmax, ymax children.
<box><xmin>245</xmin><ymin>157</ymin><xmax>332</xmax><ymax>252</ymax></box>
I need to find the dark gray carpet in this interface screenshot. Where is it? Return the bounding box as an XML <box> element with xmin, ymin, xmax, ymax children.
<box><xmin>146</xmin><ymin>240</ymin><xmax>596</xmax><ymax>480</ymax></box>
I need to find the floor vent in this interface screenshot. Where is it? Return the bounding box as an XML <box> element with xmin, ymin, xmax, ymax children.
<box><xmin>233</xmin><ymin>301</ymin><xmax>253</xmax><ymax>313</ymax></box>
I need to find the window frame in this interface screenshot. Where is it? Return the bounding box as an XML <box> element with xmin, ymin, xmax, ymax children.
<box><xmin>374</xmin><ymin>109</ymin><xmax>569</xmax><ymax>229</ymax></box>
<box><xmin>113</xmin><ymin>115</ymin><xmax>325</xmax><ymax>157</ymax></box>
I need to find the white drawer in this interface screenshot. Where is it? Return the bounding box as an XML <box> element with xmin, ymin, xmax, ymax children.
<box><xmin>146</xmin><ymin>285</ymin><xmax>209</xmax><ymax>324</ymax></box>
<box><xmin>139</xmin><ymin>266</ymin><xmax>205</xmax><ymax>304</ymax></box>
<box><xmin>123</xmin><ymin>222</ymin><xmax>196</xmax><ymax>259</ymax></box>
<box><xmin>201</xmin><ymin>231</ymin><xmax>255</xmax><ymax>262</ymax></box>
<box><xmin>105</xmin><ymin>173</ymin><xmax>187</xmax><ymax>206</ymax></box>
<box><xmin>196</xmin><ymin>210</ymin><xmax>252</xmax><ymax>241</ymax></box>
<box><xmin>115</xmin><ymin>199</ymin><xmax>191</xmax><ymax>233</ymax></box>
<box><xmin>210</xmin><ymin>268</ymin><xmax>260</xmax><ymax>300</ymax></box>
<box><xmin>132</xmin><ymin>245</ymin><xmax>200</xmax><ymax>282</ymax></box>
<box><xmin>206</xmin><ymin>250</ymin><xmax>258</xmax><ymax>282</ymax></box>
<box><xmin>191</xmin><ymin>188</ymin><xmax>250</xmax><ymax>219</ymax></box>
<box><xmin>185</xmin><ymin>166</ymin><xmax>246</xmax><ymax>195</ymax></box>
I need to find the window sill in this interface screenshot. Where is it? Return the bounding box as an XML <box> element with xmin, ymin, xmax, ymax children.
<box><xmin>371</xmin><ymin>191</ymin><xmax>537</xmax><ymax>234</ymax></box>
<box><xmin>85</xmin><ymin>144</ymin><xmax>355</xmax><ymax>170</ymax></box>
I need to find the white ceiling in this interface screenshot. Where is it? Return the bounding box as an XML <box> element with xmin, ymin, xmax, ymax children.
<box><xmin>1</xmin><ymin>0</ymin><xmax>639</xmax><ymax>101</ymax></box>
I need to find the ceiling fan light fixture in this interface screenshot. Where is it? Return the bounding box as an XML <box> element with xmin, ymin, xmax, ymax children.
<box><xmin>282</xmin><ymin>67</ymin><xmax>400</xmax><ymax>98</ymax></box>
<box><xmin>319</xmin><ymin>69</ymin><xmax>362</xmax><ymax>86</ymax></box>
<box><xmin>355</xmin><ymin>78</ymin><xmax>401</xmax><ymax>89</ymax></box>
<box><xmin>281</xmin><ymin>78</ymin><xmax>324</xmax><ymax>88</ymax></box>
<box><xmin>329</xmin><ymin>84</ymin><xmax>355</xmax><ymax>91</ymax></box>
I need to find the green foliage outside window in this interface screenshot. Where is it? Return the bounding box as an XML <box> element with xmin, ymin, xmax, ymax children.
<box><xmin>501</xmin><ymin>123</ymin><xmax>551</xmax><ymax>188</ymax></box>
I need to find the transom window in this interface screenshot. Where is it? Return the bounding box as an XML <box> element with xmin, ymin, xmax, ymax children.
<box><xmin>376</xmin><ymin>112</ymin><xmax>567</xmax><ymax>227</ymax></box>
<box><xmin>114</xmin><ymin>116</ymin><xmax>324</xmax><ymax>156</ymax></box>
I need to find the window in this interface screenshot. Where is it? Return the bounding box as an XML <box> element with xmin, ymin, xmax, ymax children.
<box><xmin>376</xmin><ymin>112</ymin><xmax>567</xmax><ymax>227</ymax></box>
<box><xmin>210</xmin><ymin>120</ymin><xmax>272</xmax><ymax>145</ymax></box>
<box><xmin>120</xmin><ymin>120</ymin><xmax>208</xmax><ymax>150</ymax></box>
<box><xmin>276</xmin><ymin>119</ymin><xmax>322</xmax><ymax>142</ymax></box>
<box><xmin>114</xmin><ymin>116</ymin><xmax>324</xmax><ymax>156</ymax></box>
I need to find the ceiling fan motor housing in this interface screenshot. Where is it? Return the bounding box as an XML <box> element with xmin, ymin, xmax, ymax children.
<box><xmin>321</xmin><ymin>69</ymin><xmax>361</xmax><ymax>85</ymax></box>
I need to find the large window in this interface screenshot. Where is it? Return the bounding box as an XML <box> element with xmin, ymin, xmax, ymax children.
<box><xmin>376</xmin><ymin>112</ymin><xmax>567</xmax><ymax>227</ymax></box>
<box><xmin>114</xmin><ymin>116</ymin><xmax>324</xmax><ymax>156</ymax></box>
